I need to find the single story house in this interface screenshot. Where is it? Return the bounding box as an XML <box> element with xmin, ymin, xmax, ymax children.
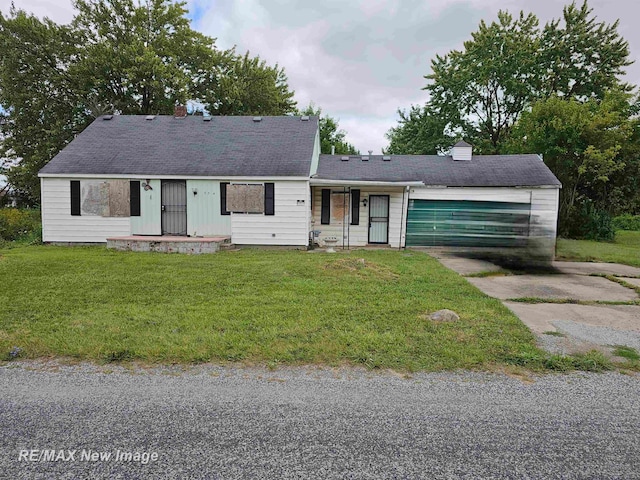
<box><xmin>38</xmin><ymin>112</ymin><xmax>561</xmax><ymax>259</ymax></box>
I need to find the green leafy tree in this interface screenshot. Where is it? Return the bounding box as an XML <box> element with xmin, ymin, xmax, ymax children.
<box><xmin>298</xmin><ymin>104</ymin><xmax>358</xmax><ymax>155</ymax></box>
<box><xmin>0</xmin><ymin>0</ymin><xmax>297</xmax><ymax>204</ymax></box>
<box><xmin>426</xmin><ymin>10</ymin><xmax>541</xmax><ymax>153</ymax></box>
<box><xmin>507</xmin><ymin>90</ymin><xmax>634</xmax><ymax>236</ymax></box>
<box><xmin>385</xmin><ymin>105</ymin><xmax>456</xmax><ymax>155</ymax></box>
<box><xmin>388</xmin><ymin>1</ymin><xmax>632</xmax><ymax>155</ymax></box>
<box><xmin>206</xmin><ymin>51</ymin><xmax>296</xmax><ymax>116</ymax></box>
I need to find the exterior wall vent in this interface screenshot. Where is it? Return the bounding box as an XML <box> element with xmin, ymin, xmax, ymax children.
<box><xmin>382</xmin><ymin>156</ymin><xmax>391</xmax><ymax>161</ymax></box>
<box><xmin>452</xmin><ymin>140</ymin><xmax>473</xmax><ymax>161</ymax></box>
<box><xmin>361</xmin><ymin>156</ymin><xmax>369</xmax><ymax>161</ymax></box>
<box><xmin>301</xmin><ymin>116</ymin><xmax>309</xmax><ymax>121</ymax></box>
<box><xmin>145</xmin><ymin>115</ymin><xmax>155</xmax><ymax>121</ymax></box>
<box><xmin>341</xmin><ymin>156</ymin><xmax>349</xmax><ymax>161</ymax></box>
<box><xmin>253</xmin><ymin>116</ymin><xmax>262</xmax><ymax>122</ymax></box>
<box><xmin>103</xmin><ymin>115</ymin><xmax>113</xmax><ymax>121</ymax></box>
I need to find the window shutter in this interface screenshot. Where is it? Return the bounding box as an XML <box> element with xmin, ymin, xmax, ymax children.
<box><xmin>70</xmin><ymin>180</ymin><xmax>81</xmax><ymax>216</ymax></box>
<box><xmin>264</xmin><ymin>183</ymin><xmax>275</xmax><ymax>216</ymax></box>
<box><xmin>321</xmin><ymin>189</ymin><xmax>330</xmax><ymax>225</ymax></box>
<box><xmin>220</xmin><ymin>182</ymin><xmax>230</xmax><ymax>215</ymax></box>
<box><xmin>130</xmin><ymin>181</ymin><xmax>141</xmax><ymax>217</ymax></box>
<box><xmin>350</xmin><ymin>189</ymin><xmax>360</xmax><ymax>225</ymax></box>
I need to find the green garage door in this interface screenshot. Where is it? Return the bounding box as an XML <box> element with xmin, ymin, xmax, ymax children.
<box><xmin>406</xmin><ymin>200</ymin><xmax>531</xmax><ymax>247</ymax></box>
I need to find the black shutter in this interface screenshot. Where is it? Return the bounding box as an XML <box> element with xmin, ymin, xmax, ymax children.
<box><xmin>70</xmin><ymin>180</ymin><xmax>81</xmax><ymax>216</ymax></box>
<box><xmin>321</xmin><ymin>189</ymin><xmax>330</xmax><ymax>225</ymax></box>
<box><xmin>130</xmin><ymin>181</ymin><xmax>141</xmax><ymax>217</ymax></box>
<box><xmin>264</xmin><ymin>183</ymin><xmax>275</xmax><ymax>216</ymax></box>
<box><xmin>350</xmin><ymin>189</ymin><xmax>360</xmax><ymax>225</ymax></box>
<box><xmin>220</xmin><ymin>182</ymin><xmax>230</xmax><ymax>215</ymax></box>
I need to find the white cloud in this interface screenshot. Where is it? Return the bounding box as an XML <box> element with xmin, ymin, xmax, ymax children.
<box><xmin>1</xmin><ymin>0</ymin><xmax>74</xmax><ymax>24</ymax></box>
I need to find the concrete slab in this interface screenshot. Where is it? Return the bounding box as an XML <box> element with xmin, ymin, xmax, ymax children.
<box><xmin>429</xmin><ymin>256</ymin><xmax>503</xmax><ymax>275</ymax></box>
<box><xmin>620</xmin><ymin>277</ymin><xmax>640</xmax><ymax>288</ymax></box>
<box><xmin>552</xmin><ymin>261</ymin><xmax>640</xmax><ymax>277</ymax></box>
<box><xmin>467</xmin><ymin>275</ymin><xmax>638</xmax><ymax>301</ymax></box>
<box><xmin>503</xmin><ymin>302</ymin><xmax>640</xmax><ymax>334</ymax></box>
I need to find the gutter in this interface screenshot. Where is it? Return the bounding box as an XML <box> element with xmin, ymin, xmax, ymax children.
<box><xmin>310</xmin><ymin>179</ymin><xmax>425</xmax><ymax>187</ymax></box>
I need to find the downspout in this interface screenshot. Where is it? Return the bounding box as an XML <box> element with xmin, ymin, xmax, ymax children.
<box><xmin>347</xmin><ymin>187</ymin><xmax>351</xmax><ymax>251</ymax></box>
<box><xmin>342</xmin><ymin>189</ymin><xmax>346</xmax><ymax>250</ymax></box>
<box><xmin>399</xmin><ymin>186</ymin><xmax>407</xmax><ymax>250</ymax></box>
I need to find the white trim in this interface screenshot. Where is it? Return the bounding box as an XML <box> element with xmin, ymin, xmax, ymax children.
<box><xmin>38</xmin><ymin>173</ymin><xmax>311</xmax><ymax>181</ymax></box>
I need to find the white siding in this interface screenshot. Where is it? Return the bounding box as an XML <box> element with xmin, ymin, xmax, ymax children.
<box><xmin>231</xmin><ymin>180</ymin><xmax>310</xmax><ymax>246</ymax></box>
<box><xmin>311</xmin><ymin>187</ymin><xmax>408</xmax><ymax>248</ymax></box>
<box><xmin>530</xmin><ymin>188</ymin><xmax>560</xmax><ymax>239</ymax></box>
<box><xmin>41</xmin><ymin>178</ymin><xmax>131</xmax><ymax>243</ymax></box>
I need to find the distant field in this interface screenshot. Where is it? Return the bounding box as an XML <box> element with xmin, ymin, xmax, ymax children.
<box><xmin>0</xmin><ymin>246</ymin><xmax>541</xmax><ymax>371</ymax></box>
<box><xmin>556</xmin><ymin>231</ymin><xmax>640</xmax><ymax>267</ymax></box>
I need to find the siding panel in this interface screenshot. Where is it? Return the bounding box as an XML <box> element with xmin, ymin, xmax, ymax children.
<box><xmin>42</xmin><ymin>178</ymin><xmax>131</xmax><ymax>243</ymax></box>
<box><xmin>231</xmin><ymin>180</ymin><xmax>309</xmax><ymax>245</ymax></box>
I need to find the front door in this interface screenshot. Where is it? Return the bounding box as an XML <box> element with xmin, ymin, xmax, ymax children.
<box><xmin>368</xmin><ymin>195</ymin><xmax>389</xmax><ymax>244</ymax></box>
<box><xmin>161</xmin><ymin>180</ymin><xmax>187</xmax><ymax>236</ymax></box>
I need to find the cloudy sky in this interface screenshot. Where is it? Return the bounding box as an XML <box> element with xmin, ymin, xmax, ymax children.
<box><xmin>2</xmin><ymin>0</ymin><xmax>639</xmax><ymax>154</ymax></box>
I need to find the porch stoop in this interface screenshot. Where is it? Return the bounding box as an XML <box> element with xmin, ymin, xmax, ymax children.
<box><xmin>106</xmin><ymin>235</ymin><xmax>233</xmax><ymax>254</ymax></box>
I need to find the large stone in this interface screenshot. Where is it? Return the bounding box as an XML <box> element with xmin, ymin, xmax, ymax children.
<box><xmin>429</xmin><ymin>309</ymin><xmax>460</xmax><ymax>322</ymax></box>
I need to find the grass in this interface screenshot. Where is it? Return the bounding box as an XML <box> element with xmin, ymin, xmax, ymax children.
<box><xmin>0</xmin><ymin>244</ymin><xmax>556</xmax><ymax>371</ymax></box>
<box><xmin>556</xmin><ymin>231</ymin><xmax>640</xmax><ymax>267</ymax></box>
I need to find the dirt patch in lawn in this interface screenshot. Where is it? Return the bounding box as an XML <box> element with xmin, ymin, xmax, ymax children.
<box><xmin>322</xmin><ymin>257</ymin><xmax>399</xmax><ymax>280</ymax></box>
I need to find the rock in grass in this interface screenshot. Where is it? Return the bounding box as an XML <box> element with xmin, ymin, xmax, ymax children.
<box><xmin>429</xmin><ymin>309</ymin><xmax>460</xmax><ymax>322</ymax></box>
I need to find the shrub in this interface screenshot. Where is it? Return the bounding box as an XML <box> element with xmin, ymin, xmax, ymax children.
<box><xmin>564</xmin><ymin>200</ymin><xmax>615</xmax><ymax>241</ymax></box>
<box><xmin>0</xmin><ymin>208</ymin><xmax>41</xmax><ymax>242</ymax></box>
<box><xmin>612</xmin><ymin>214</ymin><xmax>640</xmax><ymax>232</ymax></box>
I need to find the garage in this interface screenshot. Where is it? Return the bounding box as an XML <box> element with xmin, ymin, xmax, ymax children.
<box><xmin>405</xmin><ymin>199</ymin><xmax>531</xmax><ymax>247</ymax></box>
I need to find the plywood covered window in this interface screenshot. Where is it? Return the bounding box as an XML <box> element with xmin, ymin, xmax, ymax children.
<box><xmin>71</xmin><ymin>180</ymin><xmax>131</xmax><ymax>217</ymax></box>
<box><xmin>227</xmin><ymin>184</ymin><xmax>265</xmax><ymax>213</ymax></box>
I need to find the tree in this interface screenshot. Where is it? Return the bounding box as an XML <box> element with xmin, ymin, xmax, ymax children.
<box><xmin>0</xmin><ymin>0</ymin><xmax>297</xmax><ymax>203</ymax></box>
<box><xmin>385</xmin><ymin>104</ymin><xmax>455</xmax><ymax>155</ymax></box>
<box><xmin>298</xmin><ymin>104</ymin><xmax>358</xmax><ymax>155</ymax></box>
<box><xmin>388</xmin><ymin>1</ymin><xmax>632</xmax><ymax>155</ymax></box>
<box><xmin>0</xmin><ymin>9</ymin><xmax>87</xmax><ymax>204</ymax></box>
<box><xmin>426</xmin><ymin>10</ymin><xmax>541</xmax><ymax>153</ymax></box>
<box><xmin>507</xmin><ymin>90</ymin><xmax>635</xmax><ymax>237</ymax></box>
<box><xmin>205</xmin><ymin>51</ymin><xmax>296</xmax><ymax>116</ymax></box>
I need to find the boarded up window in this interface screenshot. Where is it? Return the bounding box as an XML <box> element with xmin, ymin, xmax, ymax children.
<box><xmin>80</xmin><ymin>180</ymin><xmax>131</xmax><ymax>217</ymax></box>
<box><xmin>331</xmin><ymin>192</ymin><xmax>348</xmax><ymax>223</ymax></box>
<box><xmin>107</xmin><ymin>180</ymin><xmax>130</xmax><ymax>217</ymax></box>
<box><xmin>81</xmin><ymin>181</ymin><xmax>108</xmax><ymax>216</ymax></box>
<box><xmin>227</xmin><ymin>184</ymin><xmax>265</xmax><ymax>213</ymax></box>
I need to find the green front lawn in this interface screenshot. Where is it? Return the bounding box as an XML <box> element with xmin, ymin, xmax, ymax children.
<box><xmin>0</xmin><ymin>245</ymin><xmax>545</xmax><ymax>371</ymax></box>
<box><xmin>556</xmin><ymin>231</ymin><xmax>640</xmax><ymax>267</ymax></box>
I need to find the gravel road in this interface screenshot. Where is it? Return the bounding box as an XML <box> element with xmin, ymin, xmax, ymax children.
<box><xmin>1</xmin><ymin>362</ymin><xmax>639</xmax><ymax>479</ymax></box>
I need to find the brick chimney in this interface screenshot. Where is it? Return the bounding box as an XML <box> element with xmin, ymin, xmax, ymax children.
<box><xmin>174</xmin><ymin>105</ymin><xmax>187</xmax><ymax>118</ymax></box>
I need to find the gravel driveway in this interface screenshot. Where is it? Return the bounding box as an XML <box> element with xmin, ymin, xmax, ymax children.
<box><xmin>2</xmin><ymin>362</ymin><xmax>639</xmax><ymax>479</ymax></box>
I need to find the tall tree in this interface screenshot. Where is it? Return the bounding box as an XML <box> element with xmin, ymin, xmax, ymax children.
<box><xmin>0</xmin><ymin>0</ymin><xmax>297</xmax><ymax>203</ymax></box>
<box><xmin>385</xmin><ymin>104</ymin><xmax>456</xmax><ymax>155</ymax></box>
<box><xmin>507</xmin><ymin>90</ymin><xmax>635</xmax><ymax>236</ymax></box>
<box><xmin>388</xmin><ymin>1</ymin><xmax>632</xmax><ymax>155</ymax></box>
<box><xmin>299</xmin><ymin>104</ymin><xmax>358</xmax><ymax>155</ymax></box>
<box><xmin>426</xmin><ymin>10</ymin><xmax>541</xmax><ymax>153</ymax></box>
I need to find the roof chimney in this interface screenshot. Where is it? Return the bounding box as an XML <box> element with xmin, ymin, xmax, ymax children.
<box><xmin>452</xmin><ymin>140</ymin><xmax>472</xmax><ymax>161</ymax></box>
<box><xmin>174</xmin><ymin>105</ymin><xmax>187</xmax><ymax>118</ymax></box>
<box><xmin>331</xmin><ymin>145</ymin><xmax>335</xmax><ymax>155</ymax></box>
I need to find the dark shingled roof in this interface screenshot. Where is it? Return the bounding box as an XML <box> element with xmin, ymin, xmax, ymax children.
<box><xmin>315</xmin><ymin>154</ymin><xmax>561</xmax><ymax>187</ymax></box>
<box><xmin>454</xmin><ymin>140</ymin><xmax>472</xmax><ymax>147</ymax></box>
<box><xmin>40</xmin><ymin>115</ymin><xmax>319</xmax><ymax>177</ymax></box>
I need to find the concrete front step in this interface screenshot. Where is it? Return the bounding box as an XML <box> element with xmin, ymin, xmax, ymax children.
<box><xmin>106</xmin><ymin>235</ymin><xmax>232</xmax><ymax>254</ymax></box>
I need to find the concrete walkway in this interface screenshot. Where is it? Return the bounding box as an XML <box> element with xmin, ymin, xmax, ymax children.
<box><xmin>431</xmin><ymin>254</ymin><xmax>640</xmax><ymax>356</ymax></box>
